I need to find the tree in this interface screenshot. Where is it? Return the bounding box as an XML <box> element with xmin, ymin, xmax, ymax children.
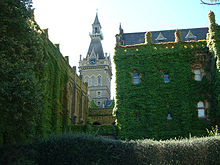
<box><xmin>0</xmin><ymin>0</ymin><xmax>44</xmax><ymax>144</ymax></box>
<box><xmin>200</xmin><ymin>0</ymin><xmax>220</xmax><ymax>5</ymax></box>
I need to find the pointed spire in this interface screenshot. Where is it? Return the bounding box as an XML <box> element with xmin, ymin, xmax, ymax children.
<box><xmin>155</xmin><ymin>32</ymin><xmax>167</xmax><ymax>41</ymax></box>
<box><xmin>119</xmin><ymin>23</ymin><xmax>123</xmax><ymax>34</ymax></box>
<box><xmin>90</xmin><ymin>11</ymin><xmax>103</xmax><ymax>40</ymax></box>
<box><xmin>93</xmin><ymin>11</ymin><xmax>101</xmax><ymax>25</ymax></box>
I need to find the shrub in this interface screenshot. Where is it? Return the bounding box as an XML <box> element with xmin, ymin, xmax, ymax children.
<box><xmin>1</xmin><ymin>134</ymin><xmax>220</xmax><ymax>165</ymax></box>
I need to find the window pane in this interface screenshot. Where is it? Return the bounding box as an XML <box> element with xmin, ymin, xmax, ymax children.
<box><xmin>195</xmin><ymin>75</ymin><xmax>202</xmax><ymax>81</ymax></box>
<box><xmin>194</xmin><ymin>70</ymin><xmax>201</xmax><ymax>74</ymax></box>
<box><xmin>163</xmin><ymin>73</ymin><xmax>170</xmax><ymax>83</ymax></box>
<box><xmin>85</xmin><ymin>78</ymin><xmax>89</xmax><ymax>85</ymax></box>
<box><xmin>92</xmin><ymin>77</ymin><xmax>95</xmax><ymax>86</ymax></box>
<box><xmin>133</xmin><ymin>72</ymin><xmax>140</xmax><ymax>84</ymax></box>
<box><xmin>133</xmin><ymin>78</ymin><xmax>140</xmax><ymax>84</ymax></box>
<box><xmin>197</xmin><ymin>101</ymin><xmax>204</xmax><ymax>108</ymax></box>
<box><xmin>198</xmin><ymin>109</ymin><xmax>205</xmax><ymax>118</ymax></box>
<box><xmin>98</xmin><ymin>76</ymin><xmax>101</xmax><ymax>86</ymax></box>
<box><xmin>133</xmin><ymin>73</ymin><xmax>139</xmax><ymax>77</ymax></box>
<box><xmin>194</xmin><ymin>69</ymin><xmax>202</xmax><ymax>81</ymax></box>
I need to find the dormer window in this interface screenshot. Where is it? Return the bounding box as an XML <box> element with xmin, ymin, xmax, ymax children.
<box><xmin>155</xmin><ymin>32</ymin><xmax>167</xmax><ymax>42</ymax></box>
<box><xmin>163</xmin><ymin>73</ymin><xmax>170</xmax><ymax>83</ymax></box>
<box><xmin>185</xmin><ymin>30</ymin><xmax>197</xmax><ymax>41</ymax></box>
<box><xmin>132</xmin><ymin>71</ymin><xmax>140</xmax><ymax>84</ymax></box>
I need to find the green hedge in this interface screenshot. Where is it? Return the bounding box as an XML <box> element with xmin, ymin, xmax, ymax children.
<box><xmin>71</xmin><ymin>125</ymin><xmax>117</xmax><ymax>136</ymax></box>
<box><xmin>1</xmin><ymin>134</ymin><xmax>220</xmax><ymax>165</ymax></box>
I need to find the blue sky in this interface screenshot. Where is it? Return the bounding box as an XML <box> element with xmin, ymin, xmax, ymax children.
<box><xmin>32</xmin><ymin>0</ymin><xmax>220</xmax><ymax>98</ymax></box>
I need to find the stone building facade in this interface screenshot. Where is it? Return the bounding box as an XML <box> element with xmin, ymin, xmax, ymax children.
<box><xmin>66</xmin><ymin>65</ymin><xmax>89</xmax><ymax>125</ymax></box>
<box><xmin>79</xmin><ymin>13</ymin><xmax>113</xmax><ymax>108</ymax></box>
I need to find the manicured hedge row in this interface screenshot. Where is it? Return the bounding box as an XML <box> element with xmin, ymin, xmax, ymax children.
<box><xmin>1</xmin><ymin>134</ymin><xmax>220</xmax><ymax>165</ymax></box>
<box><xmin>70</xmin><ymin>125</ymin><xmax>117</xmax><ymax>137</ymax></box>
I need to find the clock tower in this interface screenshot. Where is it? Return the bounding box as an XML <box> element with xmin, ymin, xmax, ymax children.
<box><xmin>79</xmin><ymin>12</ymin><xmax>112</xmax><ymax>108</ymax></box>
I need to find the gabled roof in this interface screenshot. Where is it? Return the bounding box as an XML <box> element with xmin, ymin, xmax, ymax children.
<box><xmin>86</xmin><ymin>38</ymin><xmax>105</xmax><ymax>59</ymax></box>
<box><xmin>121</xmin><ymin>27</ymin><xmax>208</xmax><ymax>45</ymax></box>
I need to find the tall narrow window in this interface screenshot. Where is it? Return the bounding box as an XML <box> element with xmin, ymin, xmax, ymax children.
<box><xmin>97</xmin><ymin>101</ymin><xmax>101</xmax><ymax>107</ymax></box>
<box><xmin>97</xmin><ymin>91</ymin><xmax>101</xmax><ymax>97</ymax></box>
<box><xmin>98</xmin><ymin>76</ymin><xmax>101</xmax><ymax>86</ymax></box>
<box><xmin>197</xmin><ymin>101</ymin><xmax>205</xmax><ymax>118</ymax></box>
<box><xmin>194</xmin><ymin>69</ymin><xmax>202</xmax><ymax>81</ymax></box>
<box><xmin>95</xmin><ymin>27</ymin><xmax>98</xmax><ymax>33</ymax></box>
<box><xmin>85</xmin><ymin>77</ymin><xmax>89</xmax><ymax>85</ymax></box>
<box><xmin>163</xmin><ymin>73</ymin><xmax>170</xmax><ymax>83</ymax></box>
<box><xmin>132</xmin><ymin>72</ymin><xmax>140</xmax><ymax>84</ymax></box>
<box><xmin>92</xmin><ymin>76</ymin><xmax>95</xmax><ymax>86</ymax></box>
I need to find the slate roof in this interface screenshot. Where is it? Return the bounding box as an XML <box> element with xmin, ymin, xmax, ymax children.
<box><xmin>86</xmin><ymin>38</ymin><xmax>105</xmax><ymax>59</ymax></box>
<box><xmin>121</xmin><ymin>27</ymin><xmax>208</xmax><ymax>46</ymax></box>
<box><xmin>93</xmin><ymin>13</ymin><xmax>101</xmax><ymax>25</ymax></box>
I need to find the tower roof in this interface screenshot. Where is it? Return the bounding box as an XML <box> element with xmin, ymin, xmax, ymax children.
<box><xmin>86</xmin><ymin>38</ymin><xmax>105</xmax><ymax>59</ymax></box>
<box><xmin>93</xmin><ymin>13</ymin><xmax>101</xmax><ymax>25</ymax></box>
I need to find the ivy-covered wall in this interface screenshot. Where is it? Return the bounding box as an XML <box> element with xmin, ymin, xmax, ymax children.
<box><xmin>207</xmin><ymin>11</ymin><xmax>220</xmax><ymax>125</ymax></box>
<box><xmin>0</xmin><ymin>0</ymin><xmax>88</xmax><ymax>144</ymax></box>
<box><xmin>35</xmin><ymin>30</ymin><xmax>88</xmax><ymax>138</ymax></box>
<box><xmin>114</xmin><ymin>12</ymin><xmax>220</xmax><ymax>140</ymax></box>
<box><xmin>89</xmin><ymin>108</ymin><xmax>116</xmax><ymax>125</ymax></box>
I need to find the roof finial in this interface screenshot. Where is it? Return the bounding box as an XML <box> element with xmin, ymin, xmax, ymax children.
<box><xmin>96</xmin><ymin>8</ymin><xmax>98</xmax><ymax>14</ymax></box>
<box><xmin>119</xmin><ymin>23</ymin><xmax>123</xmax><ymax>34</ymax></box>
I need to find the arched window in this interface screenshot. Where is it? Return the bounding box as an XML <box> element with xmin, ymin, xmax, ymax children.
<box><xmin>132</xmin><ymin>72</ymin><xmax>140</xmax><ymax>84</ymax></box>
<box><xmin>194</xmin><ymin>69</ymin><xmax>202</xmax><ymax>81</ymax></box>
<box><xmin>197</xmin><ymin>101</ymin><xmax>205</xmax><ymax>118</ymax></box>
<box><xmin>95</xmin><ymin>27</ymin><xmax>98</xmax><ymax>33</ymax></box>
<box><xmin>97</xmin><ymin>101</ymin><xmax>101</xmax><ymax>107</ymax></box>
<box><xmin>98</xmin><ymin>76</ymin><xmax>101</xmax><ymax>86</ymax></box>
<box><xmin>97</xmin><ymin>91</ymin><xmax>101</xmax><ymax>97</ymax></box>
<box><xmin>92</xmin><ymin>76</ymin><xmax>95</xmax><ymax>86</ymax></box>
<box><xmin>85</xmin><ymin>77</ymin><xmax>89</xmax><ymax>85</ymax></box>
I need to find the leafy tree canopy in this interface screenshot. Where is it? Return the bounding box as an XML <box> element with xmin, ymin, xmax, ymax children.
<box><xmin>201</xmin><ymin>0</ymin><xmax>220</xmax><ymax>5</ymax></box>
